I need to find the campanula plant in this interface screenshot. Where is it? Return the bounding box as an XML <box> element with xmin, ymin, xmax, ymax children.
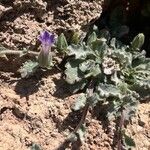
<box><xmin>0</xmin><ymin>30</ymin><xmax>56</xmax><ymax>78</ymax></box>
<box><xmin>19</xmin><ymin>31</ymin><xmax>56</xmax><ymax>78</ymax></box>
<box><xmin>38</xmin><ymin>30</ymin><xmax>55</xmax><ymax>68</ymax></box>
<box><xmin>0</xmin><ymin>30</ymin><xmax>69</xmax><ymax>78</ymax></box>
<box><xmin>62</xmin><ymin>30</ymin><xmax>150</xmax><ymax>149</ymax></box>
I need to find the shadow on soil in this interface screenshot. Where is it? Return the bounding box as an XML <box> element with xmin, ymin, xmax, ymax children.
<box><xmin>91</xmin><ymin>103</ymin><xmax>116</xmax><ymax>149</ymax></box>
<box><xmin>57</xmin><ymin>110</ymin><xmax>82</xmax><ymax>132</ymax></box>
<box><xmin>0</xmin><ymin>56</ymin><xmax>63</xmax><ymax>100</ymax></box>
<box><xmin>52</xmin><ymin>77</ymin><xmax>73</xmax><ymax>99</ymax></box>
<box><xmin>54</xmin><ymin>108</ymin><xmax>83</xmax><ymax>150</ymax></box>
<box><xmin>14</xmin><ymin>77</ymin><xmax>40</xmax><ymax>100</ymax></box>
<box><xmin>55</xmin><ymin>103</ymin><xmax>115</xmax><ymax>150</ymax></box>
<box><xmin>14</xmin><ymin>67</ymin><xmax>60</xmax><ymax>100</ymax></box>
<box><xmin>56</xmin><ymin>140</ymin><xmax>82</xmax><ymax>150</ymax></box>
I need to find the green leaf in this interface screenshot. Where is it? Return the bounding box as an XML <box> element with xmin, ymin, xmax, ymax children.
<box><xmin>107</xmin><ymin>100</ymin><xmax>121</xmax><ymax>120</ymax></box>
<box><xmin>71</xmin><ymin>32</ymin><xmax>80</xmax><ymax>45</ymax></box>
<box><xmin>68</xmin><ymin>79</ymin><xmax>87</xmax><ymax>93</ymax></box>
<box><xmin>86</xmin><ymin>64</ymin><xmax>101</xmax><ymax>78</ymax></box>
<box><xmin>123</xmin><ymin>134</ymin><xmax>136</xmax><ymax>148</ymax></box>
<box><xmin>56</xmin><ymin>33</ymin><xmax>68</xmax><ymax>53</ymax></box>
<box><xmin>19</xmin><ymin>60</ymin><xmax>39</xmax><ymax>78</ymax></box>
<box><xmin>87</xmin><ymin>32</ymin><xmax>97</xmax><ymax>45</ymax></box>
<box><xmin>84</xmin><ymin>64</ymin><xmax>101</xmax><ymax>78</ymax></box>
<box><xmin>110</xmin><ymin>38</ymin><xmax>116</xmax><ymax>49</ymax></box>
<box><xmin>65</xmin><ymin>59</ymin><xmax>84</xmax><ymax>84</ymax></box>
<box><xmin>122</xmin><ymin>94</ymin><xmax>139</xmax><ymax>120</ymax></box>
<box><xmin>131</xmin><ymin>50</ymin><xmax>146</xmax><ymax>61</ymax></box>
<box><xmin>87</xmin><ymin>92</ymin><xmax>102</xmax><ymax>106</ymax></box>
<box><xmin>118</xmin><ymin>82</ymin><xmax>129</xmax><ymax>95</ymax></box>
<box><xmin>107</xmin><ymin>93</ymin><xmax>138</xmax><ymax>121</ymax></box>
<box><xmin>79</xmin><ymin>60</ymin><xmax>101</xmax><ymax>78</ymax></box>
<box><xmin>38</xmin><ymin>51</ymin><xmax>53</xmax><ymax>69</ymax></box>
<box><xmin>68</xmin><ymin>44</ymin><xmax>95</xmax><ymax>59</ymax></box>
<box><xmin>112</xmin><ymin>48</ymin><xmax>132</xmax><ymax>67</ymax></box>
<box><xmin>31</xmin><ymin>143</ymin><xmax>42</xmax><ymax>150</ymax></box>
<box><xmin>76</xmin><ymin>124</ymin><xmax>86</xmax><ymax>142</ymax></box>
<box><xmin>79</xmin><ymin>60</ymin><xmax>95</xmax><ymax>72</ymax></box>
<box><xmin>68</xmin><ymin>124</ymin><xmax>86</xmax><ymax>143</ymax></box>
<box><xmin>60</xmin><ymin>27</ymin><xmax>150</xmax><ymax>150</ymax></box>
<box><xmin>131</xmin><ymin>33</ymin><xmax>145</xmax><ymax>51</ymax></box>
<box><xmin>73</xmin><ymin>93</ymin><xmax>87</xmax><ymax>111</ymax></box>
<box><xmin>92</xmin><ymin>38</ymin><xmax>108</xmax><ymax>58</ymax></box>
<box><xmin>96</xmin><ymin>83</ymin><xmax>122</xmax><ymax>99</ymax></box>
<box><xmin>131</xmin><ymin>81</ymin><xmax>150</xmax><ymax>100</ymax></box>
<box><xmin>99</xmin><ymin>29</ymin><xmax>110</xmax><ymax>40</ymax></box>
<box><xmin>133</xmin><ymin>58</ymin><xmax>150</xmax><ymax>70</ymax></box>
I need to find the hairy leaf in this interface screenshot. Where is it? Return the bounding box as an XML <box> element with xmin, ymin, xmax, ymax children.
<box><xmin>92</xmin><ymin>38</ymin><xmax>108</xmax><ymax>58</ymax></box>
<box><xmin>73</xmin><ymin>93</ymin><xmax>87</xmax><ymax>111</ymax></box>
<box><xmin>107</xmin><ymin>100</ymin><xmax>121</xmax><ymax>120</ymax></box>
<box><xmin>131</xmin><ymin>81</ymin><xmax>150</xmax><ymax>100</ymax></box>
<box><xmin>68</xmin><ymin>79</ymin><xmax>87</xmax><ymax>93</ymax></box>
<box><xmin>87</xmin><ymin>32</ymin><xmax>97</xmax><ymax>45</ymax></box>
<box><xmin>112</xmin><ymin>48</ymin><xmax>132</xmax><ymax>67</ymax></box>
<box><xmin>56</xmin><ymin>33</ymin><xmax>68</xmax><ymax>52</ymax></box>
<box><xmin>65</xmin><ymin>59</ymin><xmax>84</xmax><ymax>84</ymax></box>
<box><xmin>68</xmin><ymin>124</ymin><xmax>86</xmax><ymax>143</ymax></box>
<box><xmin>123</xmin><ymin>134</ymin><xmax>136</xmax><ymax>148</ymax></box>
<box><xmin>131</xmin><ymin>33</ymin><xmax>145</xmax><ymax>51</ymax></box>
<box><xmin>76</xmin><ymin>124</ymin><xmax>86</xmax><ymax>142</ymax></box>
<box><xmin>31</xmin><ymin>143</ymin><xmax>42</xmax><ymax>150</ymax></box>
<box><xmin>99</xmin><ymin>29</ymin><xmax>110</xmax><ymax>40</ymax></box>
<box><xmin>71</xmin><ymin>32</ymin><xmax>80</xmax><ymax>45</ymax></box>
<box><xmin>19</xmin><ymin>60</ymin><xmax>39</xmax><ymax>78</ymax></box>
<box><xmin>96</xmin><ymin>83</ymin><xmax>122</xmax><ymax>99</ymax></box>
<box><xmin>63</xmin><ymin>31</ymin><xmax>150</xmax><ymax>148</ymax></box>
<box><xmin>122</xmin><ymin>94</ymin><xmax>139</xmax><ymax>120</ymax></box>
<box><xmin>79</xmin><ymin>60</ymin><xmax>101</xmax><ymax>78</ymax></box>
<box><xmin>67</xmin><ymin>44</ymin><xmax>95</xmax><ymax>59</ymax></box>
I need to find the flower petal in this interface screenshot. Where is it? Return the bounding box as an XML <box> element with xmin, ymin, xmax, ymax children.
<box><xmin>39</xmin><ymin>31</ymin><xmax>55</xmax><ymax>46</ymax></box>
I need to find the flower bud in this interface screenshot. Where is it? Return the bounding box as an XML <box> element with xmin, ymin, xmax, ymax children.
<box><xmin>38</xmin><ymin>50</ymin><xmax>52</xmax><ymax>68</ymax></box>
<box><xmin>38</xmin><ymin>31</ymin><xmax>55</xmax><ymax>68</ymax></box>
<box><xmin>131</xmin><ymin>33</ymin><xmax>145</xmax><ymax>50</ymax></box>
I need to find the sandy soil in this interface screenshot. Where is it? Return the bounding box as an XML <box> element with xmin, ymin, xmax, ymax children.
<box><xmin>0</xmin><ymin>0</ymin><xmax>102</xmax><ymax>50</ymax></box>
<box><xmin>0</xmin><ymin>63</ymin><xmax>149</xmax><ymax>150</ymax></box>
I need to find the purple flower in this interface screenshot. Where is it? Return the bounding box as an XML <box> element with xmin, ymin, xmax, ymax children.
<box><xmin>38</xmin><ymin>31</ymin><xmax>55</xmax><ymax>68</ymax></box>
<box><xmin>39</xmin><ymin>31</ymin><xmax>55</xmax><ymax>54</ymax></box>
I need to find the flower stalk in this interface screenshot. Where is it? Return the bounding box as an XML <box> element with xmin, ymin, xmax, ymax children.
<box><xmin>38</xmin><ymin>30</ymin><xmax>55</xmax><ymax>68</ymax></box>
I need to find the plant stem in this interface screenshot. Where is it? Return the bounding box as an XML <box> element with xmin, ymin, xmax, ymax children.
<box><xmin>117</xmin><ymin>108</ymin><xmax>125</xmax><ymax>150</ymax></box>
<box><xmin>74</xmin><ymin>80</ymin><xmax>94</xmax><ymax>134</ymax></box>
<box><xmin>0</xmin><ymin>50</ymin><xmax>39</xmax><ymax>56</ymax></box>
<box><xmin>74</xmin><ymin>103</ymin><xmax>89</xmax><ymax>133</ymax></box>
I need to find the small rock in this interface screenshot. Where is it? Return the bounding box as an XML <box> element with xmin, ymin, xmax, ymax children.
<box><xmin>138</xmin><ymin>119</ymin><xmax>145</xmax><ymax>127</ymax></box>
<box><xmin>137</xmin><ymin>125</ymin><xmax>143</xmax><ymax>132</ymax></box>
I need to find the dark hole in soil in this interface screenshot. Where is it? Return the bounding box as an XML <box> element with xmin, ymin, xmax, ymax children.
<box><xmin>93</xmin><ymin>0</ymin><xmax>150</xmax><ymax>57</ymax></box>
<box><xmin>0</xmin><ymin>0</ymin><xmax>15</xmax><ymax>7</ymax></box>
<box><xmin>35</xmin><ymin>17</ymin><xmax>45</xmax><ymax>23</ymax></box>
<box><xmin>0</xmin><ymin>107</ymin><xmax>8</xmax><ymax>115</ymax></box>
